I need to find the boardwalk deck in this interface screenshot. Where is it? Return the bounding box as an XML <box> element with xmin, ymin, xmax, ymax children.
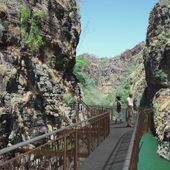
<box><xmin>78</xmin><ymin>121</ymin><xmax>133</xmax><ymax>170</ymax></box>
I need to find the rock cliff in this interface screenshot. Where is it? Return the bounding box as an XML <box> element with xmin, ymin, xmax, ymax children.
<box><xmin>143</xmin><ymin>0</ymin><xmax>170</xmax><ymax>160</ymax></box>
<box><xmin>0</xmin><ymin>0</ymin><xmax>80</xmax><ymax>148</ymax></box>
<box><xmin>143</xmin><ymin>0</ymin><xmax>170</xmax><ymax>105</ymax></box>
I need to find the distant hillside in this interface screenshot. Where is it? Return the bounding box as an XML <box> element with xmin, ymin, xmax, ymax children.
<box><xmin>74</xmin><ymin>42</ymin><xmax>146</xmax><ymax>106</ymax></box>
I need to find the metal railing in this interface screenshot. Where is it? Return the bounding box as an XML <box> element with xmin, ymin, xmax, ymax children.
<box><xmin>0</xmin><ymin>107</ymin><xmax>111</xmax><ymax>170</ymax></box>
<box><xmin>123</xmin><ymin>108</ymin><xmax>153</xmax><ymax>170</ymax></box>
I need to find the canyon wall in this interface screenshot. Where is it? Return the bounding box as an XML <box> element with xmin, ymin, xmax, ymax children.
<box><xmin>0</xmin><ymin>0</ymin><xmax>80</xmax><ymax>148</ymax></box>
<box><xmin>143</xmin><ymin>0</ymin><xmax>170</xmax><ymax>160</ymax></box>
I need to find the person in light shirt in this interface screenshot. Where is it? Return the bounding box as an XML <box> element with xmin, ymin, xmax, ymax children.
<box><xmin>126</xmin><ymin>93</ymin><xmax>133</xmax><ymax>127</ymax></box>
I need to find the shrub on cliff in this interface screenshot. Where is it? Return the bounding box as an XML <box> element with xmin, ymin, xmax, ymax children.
<box><xmin>154</xmin><ymin>68</ymin><xmax>167</xmax><ymax>83</ymax></box>
<box><xmin>20</xmin><ymin>6</ymin><xmax>45</xmax><ymax>52</ymax></box>
<box><xmin>74</xmin><ymin>55</ymin><xmax>93</xmax><ymax>86</ymax></box>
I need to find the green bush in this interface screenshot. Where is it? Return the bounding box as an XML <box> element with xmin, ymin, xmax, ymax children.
<box><xmin>74</xmin><ymin>56</ymin><xmax>94</xmax><ymax>86</ymax></box>
<box><xmin>116</xmin><ymin>81</ymin><xmax>131</xmax><ymax>104</ymax></box>
<box><xmin>74</xmin><ymin>56</ymin><xmax>90</xmax><ymax>72</ymax></box>
<box><xmin>33</xmin><ymin>9</ymin><xmax>46</xmax><ymax>20</ymax></box>
<box><xmin>154</xmin><ymin>68</ymin><xmax>167</xmax><ymax>82</ymax></box>
<box><xmin>20</xmin><ymin>6</ymin><xmax>45</xmax><ymax>52</ymax></box>
<box><xmin>63</xmin><ymin>92</ymin><xmax>75</xmax><ymax>106</ymax></box>
<box><xmin>77</xmin><ymin>72</ymin><xmax>89</xmax><ymax>85</ymax></box>
<box><xmin>20</xmin><ymin>6</ymin><xmax>30</xmax><ymax>27</ymax></box>
<box><xmin>104</xmin><ymin>90</ymin><xmax>116</xmax><ymax>105</ymax></box>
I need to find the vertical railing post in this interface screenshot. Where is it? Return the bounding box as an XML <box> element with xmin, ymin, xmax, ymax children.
<box><xmin>106</xmin><ymin>114</ymin><xmax>108</xmax><ymax>136</ymax></box>
<box><xmin>64</xmin><ymin>134</ymin><xmax>67</xmax><ymax>170</ymax></box>
<box><xmin>104</xmin><ymin>116</ymin><xmax>106</xmax><ymax>138</ymax></box>
<box><xmin>105</xmin><ymin>115</ymin><xmax>107</xmax><ymax>137</ymax></box>
<box><xmin>87</xmin><ymin>125</ymin><xmax>91</xmax><ymax>155</ymax></box>
<box><xmin>97</xmin><ymin>117</ymin><xmax>100</xmax><ymax>145</ymax></box>
<box><xmin>101</xmin><ymin>117</ymin><xmax>104</xmax><ymax>140</ymax></box>
<box><xmin>108</xmin><ymin>112</ymin><xmax>110</xmax><ymax>135</ymax></box>
<box><xmin>109</xmin><ymin>112</ymin><xmax>110</xmax><ymax>134</ymax></box>
<box><xmin>74</xmin><ymin>129</ymin><xmax>78</xmax><ymax>170</ymax></box>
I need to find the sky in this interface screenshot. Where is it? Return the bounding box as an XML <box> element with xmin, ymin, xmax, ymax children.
<box><xmin>76</xmin><ymin>0</ymin><xmax>159</xmax><ymax>58</ymax></box>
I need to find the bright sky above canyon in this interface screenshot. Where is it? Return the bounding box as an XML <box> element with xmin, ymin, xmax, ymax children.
<box><xmin>77</xmin><ymin>0</ymin><xmax>158</xmax><ymax>57</ymax></box>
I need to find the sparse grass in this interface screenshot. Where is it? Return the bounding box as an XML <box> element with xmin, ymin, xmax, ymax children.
<box><xmin>63</xmin><ymin>92</ymin><xmax>75</xmax><ymax>106</ymax></box>
<box><xmin>20</xmin><ymin>5</ymin><xmax>45</xmax><ymax>52</ymax></box>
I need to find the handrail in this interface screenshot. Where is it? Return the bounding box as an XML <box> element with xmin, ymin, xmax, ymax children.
<box><xmin>123</xmin><ymin>115</ymin><xmax>139</xmax><ymax>170</ymax></box>
<box><xmin>0</xmin><ymin>107</ymin><xmax>111</xmax><ymax>170</ymax></box>
<box><xmin>0</xmin><ymin>112</ymin><xmax>108</xmax><ymax>155</ymax></box>
<box><xmin>123</xmin><ymin>108</ymin><xmax>153</xmax><ymax>170</ymax></box>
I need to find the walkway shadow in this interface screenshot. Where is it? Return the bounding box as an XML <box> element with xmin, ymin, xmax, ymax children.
<box><xmin>111</xmin><ymin>122</ymin><xmax>131</xmax><ymax>129</ymax></box>
<box><xmin>111</xmin><ymin>126</ymin><xmax>130</xmax><ymax>129</ymax></box>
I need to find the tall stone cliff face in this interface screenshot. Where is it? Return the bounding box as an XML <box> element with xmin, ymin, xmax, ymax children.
<box><xmin>0</xmin><ymin>0</ymin><xmax>80</xmax><ymax>148</ymax></box>
<box><xmin>143</xmin><ymin>1</ymin><xmax>170</xmax><ymax>105</ymax></box>
<box><xmin>143</xmin><ymin>0</ymin><xmax>170</xmax><ymax>160</ymax></box>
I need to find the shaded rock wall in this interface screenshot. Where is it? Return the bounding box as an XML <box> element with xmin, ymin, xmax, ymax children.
<box><xmin>0</xmin><ymin>0</ymin><xmax>80</xmax><ymax>148</ymax></box>
<box><xmin>143</xmin><ymin>0</ymin><xmax>170</xmax><ymax>160</ymax></box>
<box><xmin>153</xmin><ymin>89</ymin><xmax>170</xmax><ymax>160</ymax></box>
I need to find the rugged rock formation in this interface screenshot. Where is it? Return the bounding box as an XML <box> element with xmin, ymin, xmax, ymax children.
<box><xmin>153</xmin><ymin>89</ymin><xmax>170</xmax><ymax>160</ymax></box>
<box><xmin>143</xmin><ymin>0</ymin><xmax>170</xmax><ymax>160</ymax></box>
<box><xmin>0</xmin><ymin>0</ymin><xmax>80</xmax><ymax>148</ymax></box>
<box><xmin>143</xmin><ymin>0</ymin><xmax>170</xmax><ymax>105</ymax></box>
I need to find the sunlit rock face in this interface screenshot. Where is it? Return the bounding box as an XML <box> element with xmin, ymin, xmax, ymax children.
<box><xmin>144</xmin><ymin>2</ymin><xmax>170</xmax><ymax>89</ymax></box>
<box><xmin>0</xmin><ymin>0</ymin><xmax>80</xmax><ymax>148</ymax></box>
<box><xmin>153</xmin><ymin>89</ymin><xmax>170</xmax><ymax>160</ymax></box>
<box><xmin>143</xmin><ymin>0</ymin><xmax>170</xmax><ymax>160</ymax></box>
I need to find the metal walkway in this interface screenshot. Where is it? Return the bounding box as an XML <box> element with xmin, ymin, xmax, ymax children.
<box><xmin>78</xmin><ymin>122</ymin><xmax>133</xmax><ymax>170</ymax></box>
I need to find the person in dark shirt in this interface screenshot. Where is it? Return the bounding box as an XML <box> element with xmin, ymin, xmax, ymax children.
<box><xmin>115</xmin><ymin>96</ymin><xmax>122</xmax><ymax>123</ymax></box>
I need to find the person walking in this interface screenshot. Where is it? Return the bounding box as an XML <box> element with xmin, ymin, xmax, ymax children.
<box><xmin>126</xmin><ymin>93</ymin><xmax>133</xmax><ymax>127</ymax></box>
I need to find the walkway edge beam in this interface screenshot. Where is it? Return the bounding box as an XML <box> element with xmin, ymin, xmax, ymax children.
<box><xmin>122</xmin><ymin>116</ymin><xmax>138</xmax><ymax>170</ymax></box>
